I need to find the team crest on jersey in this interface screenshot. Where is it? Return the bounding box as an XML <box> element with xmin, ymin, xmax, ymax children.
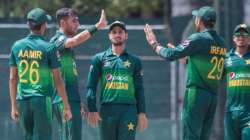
<box><xmin>106</xmin><ymin>73</ymin><xmax>113</xmax><ymax>81</ymax></box>
<box><xmin>127</xmin><ymin>122</ymin><xmax>135</xmax><ymax>131</ymax></box>
<box><xmin>229</xmin><ymin>72</ymin><xmax>235</xmax><ymax>80</ymax></box>
<box><xmin>123</xmin><ymin>60</ymin><xmax>131</xmax><ymax>68</ymax></box>
<box><xmin>245</xmin><ymin>59</ymin><xmax>250</xmax><ymax>64</ymax></box>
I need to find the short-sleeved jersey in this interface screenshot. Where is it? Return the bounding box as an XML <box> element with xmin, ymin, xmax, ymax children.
<box><xmin>158</xmin><ymin>29</ymin><xmax>227</xmax><ymax>94</ymax></box>
<box><xmin>86</xmin><ymin>48</ymin><xmax>145</xmax><ymax>113</ymax></box>
<box><xmin>9</xmin><ymin>33</ymin><xmax>60</xmax><ymax>100</ymax></box>
<box><xmin>50</xmin><ymin>30</ymin><xmax>80</xmax><ymax>103</ymax></box>
<box><xmin>224</xmin><ymin>48</ymin><xmax>250</xmax><ymax>112</ymax></box>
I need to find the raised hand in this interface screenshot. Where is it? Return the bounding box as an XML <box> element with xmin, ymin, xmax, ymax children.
<box><xmin>144</xmin><ymin>24</ymin><xmax>157</xmax><ymax>45</ymax></box>
<box><xmin>96</xmin><ymin>9</ymin><xmax>108</xmax><ymax>30</ymax></box>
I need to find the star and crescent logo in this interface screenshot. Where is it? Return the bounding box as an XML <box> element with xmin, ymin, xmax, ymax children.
<box><xmin>127</xmin><ymin>122</ymin><xmax>135</xmax><ymax>131</ymax></box>
<box><xmin>123</xmin><ymin>60</ymin><xmax>131</xmax><ymax>68</ymax></box>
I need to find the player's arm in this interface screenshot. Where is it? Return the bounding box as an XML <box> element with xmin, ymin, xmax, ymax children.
<box><xmin>48</xmin><ymin>45</ymin><xmax>72</xmax><ymax>120</ymax></box>
<box><xmin>86</xmin><ymin>55</ymin><xmax>102</xmax><ymax>127</ymax></box>
<box><xmin>52</xmin><ymin>69</ymin><xmax>72</xmax><ymax>120</ymax></box>
<box><xmin>9</xmin><ymin>66</ymin><xmax>19</xmax><ymax>121</ymax></box>
<box><xmin>80</xmin><ymin>102</ymin><xmax>89</xmax><ymax>118</ymax></box>
<box><xmin>133</xmin><ymin>58</ymin><xmax>148</xmax><ymax>131</ymax></box>
<box><xmin>9</xmin><ymin>48</ymin><xmax>19</xmax><ymax>121</ymax></box>
<box><xmin>167</xmin><ymin>43</ymin><xmax>188</xmax><ymax>64</ymax></box>
<box><xmin>144</xmin><ymin>24</ymin><xmax>198</xmax><ymax>61</ymax></box>
<box><xmin>64</xmin><ymin>9</ymin><xmax>107</xmax><ymax>48</ymax></box>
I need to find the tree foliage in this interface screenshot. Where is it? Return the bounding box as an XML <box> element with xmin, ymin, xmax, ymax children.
<box><xmin>0</xmin><ymin>0</ymin><xmax>163</xmax><ymax>18</ymax></box>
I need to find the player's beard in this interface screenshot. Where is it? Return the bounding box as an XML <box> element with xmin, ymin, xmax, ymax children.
<box><xmin>111</xmin><ymin>39</ymin><xmax>125</xmax><ymax>46</ymax></box>
<box><xmin>237</xmin><ymin>44</ymin><xmax>248</xmax><ymax>48</ymax></box>
<box><xmin>65</xmin><ymin>28</ymin><xmax>76</xmax><ymax>36</ymax></box>
<box><xmin>113</xmin><ymin>42</ymin><xmax>124</xmax><ymax>46</ymax></box>
<box><xmin>65</xmin><ymin>25</ymin><xmax>77</xmax><ymax>36</ymax></box>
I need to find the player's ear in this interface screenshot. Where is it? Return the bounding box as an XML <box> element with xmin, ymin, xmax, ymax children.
<box><xmin>233</xmin><ymin>36</ymin><xmax>237</xmax><ymax>43</ymax></box>
<box><xmin>59</xmin><ymin>19</ymin><xmax>65</xmax><ymax>27</ymax></box>
<box><xmin>194</xmin><ymin>17</ymin><xmax>200</xmax><ymax>26</ymax></box>
<box><xmin>125</xmin><ymin>32</ymin><xmax>128</xmax><ymax>40</ymax></box>
<box><xmin>108</xmin><ymin>32</ymin><xmax>112</xmax><ymax>40</ymax></box>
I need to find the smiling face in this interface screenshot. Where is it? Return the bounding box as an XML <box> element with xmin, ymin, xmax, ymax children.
<box><xmin>233</xmin><ymin>35</ymin><xmax>250</xmax><ymax>48</ymax></box>
<box><xmin>109</xmin><ymin>26</ymin><xmax>128</xmax><ymax>46</ymax></box>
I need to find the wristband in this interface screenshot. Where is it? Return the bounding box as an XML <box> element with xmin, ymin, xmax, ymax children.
<box><xmin>87</xmin><ymin>25</ymin><xmax>97</xmax><ymax>36</ymax></box>
<box><xmin>151</xmin><ymin>42</ymin><xmax>159</xmax><ymax>51</ymax></box>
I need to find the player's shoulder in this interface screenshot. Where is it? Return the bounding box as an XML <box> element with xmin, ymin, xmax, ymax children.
<box><xmin>50</xmin><ymin>31</ymin><xmax>67</xmax><ymax>43</ymax></box>
<box><xmin>127</xmin><ymin>52</ymin><xmax>141</xmax><ymax>61</ymax></box>
<box><xmin>189</xmin><ymin>32</ymin><xmax>202</xmax><ymax>39</ymax></box>
<box><xmin>46</xmin><ymin>42</ymin><xmax>57</xmax><ymax>51</ymax></box>
<box><xmin>92</xmin><ymin>50</ymin><xmax>107</xmax><ymax>61</ymax></box>
<box><xmin>125</xmin><ymin>52</ymin><xmax>142</xmax><ymax>66</ymax></box>
<box><xmin>225</xmin><ymin>48</ymin><xmax>234</xmax><ymax>57</ymax></box>
<box><xmin>11</xmin><ymin>37</ymin><xmax>29</xmax><ymax>50</ymax></box>
<box><xmin>186</xmin><ymin>32</ymin><xmax>205</xmax><ymax>44</ymax></box>
<box><xmin>15</xmin><ymin>36</ymin><xmax>31</xmax><ymax>45</ymax></box>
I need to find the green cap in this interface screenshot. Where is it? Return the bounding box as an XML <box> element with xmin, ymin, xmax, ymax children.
<box><xmin>109</xmin><ymin>21</ymin><xmax>127</xmax><ymax>32</ymax></box>
<box><xmin>27</xmin><ymin>8</ymin><xmax>52</xmax><ymax>25</ymax></box>
<box><xmin>233</xmin><ymin>24</ymin><xmax>250</xmax><ymax>36</ymax></box>
<box><xmin>192</xmin><ymin>6</ymin><xmax>216</xmax><ymax>22</ymax></box>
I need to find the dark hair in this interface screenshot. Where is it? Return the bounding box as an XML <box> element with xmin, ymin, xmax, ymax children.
<box><xmin>203</xmin><ymin>20</ymin><xmax>216</xmax><ymax>28</ymax></box>
<box><xmin>27</xmin><ymin>20</ymin><xmax>43</xmax><ymax>30</ymax></box>
<box><xmin>56</xmin><ymin>8</ymin><xmax>78</xmax><ymax>24</ymax></box>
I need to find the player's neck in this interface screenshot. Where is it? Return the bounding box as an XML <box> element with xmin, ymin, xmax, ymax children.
<box><xmin>31</xmin><ymin>30</ymin><xmax>43</xmax><ymax>35</ymax></box>
<box><xmin>236</xmin><ymin>46</ymin><xmax>248</xmax><ymax>57</ymax></box>
<box><xmin>112</xmin><ymin>45</ymin><xmax>125</xmax><ymax>55</ymax></box>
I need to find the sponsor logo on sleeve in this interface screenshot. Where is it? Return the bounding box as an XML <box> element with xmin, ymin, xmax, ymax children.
<box><xmin>89</xmin><ymin>65</ymin><xmax>93</xmax><ymax>71</ymax></box>
<box><xmin>58</xmin><ymin>35</ymin><xmax>65</xmax><ymax>42</ymax></box>
<box><xmin>181</xmin><ymin>40</ymin><xmax>190</xmax><ymax>48</ymax></box>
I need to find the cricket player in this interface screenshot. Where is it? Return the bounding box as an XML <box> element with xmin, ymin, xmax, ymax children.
<box><xmin>144</xmin><ymin>6</ymin><xmax>227</xmax><ymax>140</ymax></box>
<box><xmin>50</xmin><ymin>8</ymin><xmax>107</xmax><ymax>140</ymax></box>
<box><xmin>224</xmin><ymin>24</ymin><xmax>250</xmax><ymax>140</ymax></box>
<box><xmin>9</xmin><ymin>8</ymin><xmax>72</xmax><ymax>140</ymax></box>
<box><xmin>86</xmin><ymin>21</ymin><xmax>148</xmax><ymax>140</ymax></box>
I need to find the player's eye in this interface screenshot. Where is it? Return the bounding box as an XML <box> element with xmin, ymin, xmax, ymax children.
<box><xmin>71</xmin><ymin>17</ymin><xmax>79</xmax><ymax>23</ymax></box>
<box><xmin>72</xmin><ymin>18</ymin><xmax>78</xmax><ymax>23</ymax></box>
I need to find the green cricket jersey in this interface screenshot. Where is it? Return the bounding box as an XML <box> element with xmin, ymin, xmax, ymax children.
<box><xmin>9</xmin><ymin>33</ymin><xmax>60</xmax><ymax>100</ymax></box>
<box><xmin>158</xmin><ymin>29</ymin><xmax>226</xmax><ymax>94</ymax></box>
<box><xmin>86</xmin><ymin>48</ymin><xmax>145</xmax><ymax>113</ymax></box>
<box><xmin>50</xmin><ymin>30</ymin><xmax>80</xmax><ymax>103</ymax></box>
<box><xmin>224</xmin><ymin>48</ymin><xmax>250</xmax><ymax>111</ymax></box>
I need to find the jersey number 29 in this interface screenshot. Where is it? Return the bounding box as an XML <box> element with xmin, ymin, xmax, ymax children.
<box><xmin>207</xmin><ymin>56</ymin><xmax>224</xmax><ymax>80</ymax></box>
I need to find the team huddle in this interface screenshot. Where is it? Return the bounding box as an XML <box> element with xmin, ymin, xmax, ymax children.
<box><xmin>8</xmin><ymin>5</ymin><xmax>250</xmax><ymax>140</ymax></box>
